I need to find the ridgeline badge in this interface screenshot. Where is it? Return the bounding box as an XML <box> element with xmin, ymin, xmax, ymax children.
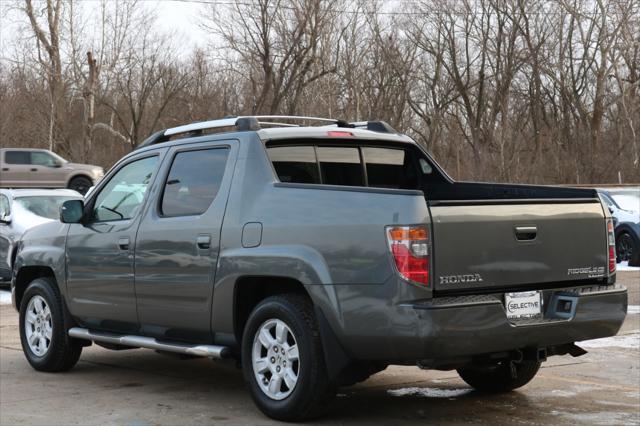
<box><xmin>567</xmin><ymin>266</ymin><xmax>605</xmax><ymax>278</ymax></box>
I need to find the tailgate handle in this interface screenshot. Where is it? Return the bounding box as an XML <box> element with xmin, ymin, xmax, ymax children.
<box><xmin>515</xmin><ymin>226</ymin><xmax>537</xmax><ymax>241</ymax></box>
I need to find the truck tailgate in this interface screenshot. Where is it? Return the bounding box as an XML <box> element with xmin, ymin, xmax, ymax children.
<box><xmin>431</xmin><ymin>200</ymin><xmax>608</xmax><ymax>293</ymax></box>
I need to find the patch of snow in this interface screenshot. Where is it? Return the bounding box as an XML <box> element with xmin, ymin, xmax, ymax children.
<box><xmin>387</xmin><ymin>387</ymin><xmax>470</xmax><ymax>399</ymax></box>
<box><xmin>596</xmin><ymin>400</ymin><xmax>640</xmax><ymax>409</ymax></box>
<box><xmin>553</xmin><ymin>410</ymin><xmax>637</xmax><ymax>426</ymax></box>
<box><xmin>580</xmin><ymin>331</ymin><xmax>640</xmax><ymax>349</ymax></box>
<box><xmin>617</xmin><ymin>261</ymin><xmax>640</xmax><ymax>271</ymax></box>
<box><xmin>551</xmin><ymin>389</ymin><xmax>577</xmax><ymax>397</ymax></box>
<box><xmin>0</xmin><ymin>290</ymin><xmax>11</xmax><ymax>305</ymax></box>
<box><xmin>628</xmin><ymin>305</ymin><xmax>640</xmax><ymax>315</ymax></box>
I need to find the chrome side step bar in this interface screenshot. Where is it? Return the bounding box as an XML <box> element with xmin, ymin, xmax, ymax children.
<box><xmin>68</xmin><ymin>327</ymin><xmax>229</xmax><ymax>358</ymax></box>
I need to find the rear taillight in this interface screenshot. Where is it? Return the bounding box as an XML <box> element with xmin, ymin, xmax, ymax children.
<box><xmin>386</xmin><ymin>226</ymin><xmax>429</xmax><ymax>286</ymax></box>
<box><xmin>607</xmin><ymin>219</ymin><xmax>616</xmax><ymax>274</ymax></box>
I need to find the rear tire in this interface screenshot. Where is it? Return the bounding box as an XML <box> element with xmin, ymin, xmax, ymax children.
<box><xmin>616</xmin><ymin>232</ymin><xmax>637</xmax><ymax>264</ymax></box>
<box><xmin>457</xmin><ymin>360</ymin><xmax>541</xmax><ymax>393</ymax></box>
<box><xmin>67</xmin><ymin>176</ymin><xmax>92</xmax><ymax>195</ymax></box>
<box><xmin>19</xmin><ymin>278</ymin><xmax>82</xmax><ymax>372</ymax></box>
<box><xmin>241</xmin><ymin>294</ymin><xmax>335</xmax><ymax>421</ymax></box>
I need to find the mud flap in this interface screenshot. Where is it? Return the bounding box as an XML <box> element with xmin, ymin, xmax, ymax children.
<box><xmin>314</xmin><ymin>305</ymin><xmax>351</xmax><ymax>383</ymax></box>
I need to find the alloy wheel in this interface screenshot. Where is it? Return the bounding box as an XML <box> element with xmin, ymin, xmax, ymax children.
<box><xmin>24</xmin><ymin>295</ymin><xmax>52</xmax><ymax>357</ymax></box>
<box><xmin>251</xmin><ymin>318</ymin><xmax>300</xmax><ymax>400</ymax></box>
<box><xmin>617</xmin><ymin>233</ymin><xmax>634</xmax><ymax>262</ymax></box>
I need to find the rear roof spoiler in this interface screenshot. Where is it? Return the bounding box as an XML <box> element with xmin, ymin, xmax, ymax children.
<box><xmin>136</xmin><ymin>116</ymin><xmax>397</xmax><ymax>150</ymax></box>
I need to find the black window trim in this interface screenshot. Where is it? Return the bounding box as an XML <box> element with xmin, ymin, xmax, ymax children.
<box><xmin>157</xmin><ymin>144</ymin><xmax>232</xmax><ymax>219</ymax></box>
<box><xmin>313</xmin><ymin>145</ymin><xmax>322</xmax><ymax>185</ymax></box>
<box><xmin>87</xmin><ymin>153</ymin><xmax>160</xmax><ymax>224</ymax></box>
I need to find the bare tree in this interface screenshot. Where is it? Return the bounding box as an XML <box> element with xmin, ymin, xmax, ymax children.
<box><xmin>2</xmin><ymin>0</ymin><xmax>639</xmax><ymax>183</ymax></box>
<box><xmin>204</xmin><ymin>0</ymin><xmax>345</xmax><ymax>115</ymax></box>
<box><xmin>21</xmin><ymin>0</ymin><xmax>64</xmax><ymax>152</ymax></box>
<box><xmin>98</xmin><ymin>33</ymin><xmax>191</xmax><ymax>149</ymax></box>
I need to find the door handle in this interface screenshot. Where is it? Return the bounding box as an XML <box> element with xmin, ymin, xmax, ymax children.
<box><xmin>30</xmin><ymin>168</ymin><xmax>38</xmax><ymax>172</ymax></box>
<box><xmin>117</xmin><ymin>237</ymin><xmax>130</xmax><ymax>251</ymax></box>
<box><xmin>1</xmin><ymin>168</ymin><xmax>8</xmax><ymax>171</ymax></box>
<box><xmin>515</xmin><ymin>226</ymin><xmax>537</xmax><ymax>241</ymax></box>
<box><xmin>196</xmin><ymin>234</ymin><xmax>211</xmax><ymax>250</ymax></box>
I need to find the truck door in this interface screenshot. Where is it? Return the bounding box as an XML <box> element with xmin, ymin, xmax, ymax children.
<box><xmin>134</xmin><ymin>142</ymin><xmax>236</xmax><ymax>342</ymax></box>
<box><xmin>29</xmin><ymin>151</ymin><xmax>67</xmax><ymax>188</ymax></box>
<box><xmin>1</xmin><ymin>151</ymin><xmax>32</xmax><ymax>188</ymax></box>
<box><xmin>66</xmin><ymin>154</ymin><xmax>160</xmax><ymax>333</ymax></box>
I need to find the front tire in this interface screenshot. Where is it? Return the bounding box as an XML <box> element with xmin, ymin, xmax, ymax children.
<box><xmin>19</xmin><ymin>278</ymin><xmax>82</xmax><ymax>372</ymax></box>
<box><xmin>457</xmin><ymin>360</ymin><xmax>541</xmax><ymax>393</ymax></box>
<box><xmin>67</xmin><ymin>176</ymin><xmax>92</xmax><ymax>195</ymax></box>
<box><xmin>241</xmin><ymin>294</ymin><xmax>335</xmax><ymax>421</ymax></box>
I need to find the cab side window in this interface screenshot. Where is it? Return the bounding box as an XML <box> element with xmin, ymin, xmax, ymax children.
<box><xmin>31</xmin><ymin>151</ymin><xmax>57</xmax><ymax>167</ymax></box>
<box><xmin>4</xmin><ymin>151</ymin><xmax>30</xmax><ymax>165</ymax></box>
<box><xmin>92</xmin><ymin>156</ymin><xmax>158</xmax><ymax>222</ymax></box>
<box><xmin>161</xmin><ymin>148</ymin><xmax>230</xmax><ymax>217</ymax></box>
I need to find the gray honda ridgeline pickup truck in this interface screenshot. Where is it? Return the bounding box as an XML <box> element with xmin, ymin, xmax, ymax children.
<box><xmin>11</xmin><ymin>116</ymin><xmax>627</xmax><ymax>421</ymax></box>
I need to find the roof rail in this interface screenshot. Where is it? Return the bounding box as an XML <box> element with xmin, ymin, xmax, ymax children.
<box><xmin>136</xmin><ymin>116</ymin><xmax>396</xmax><ymax>150</ymax></box>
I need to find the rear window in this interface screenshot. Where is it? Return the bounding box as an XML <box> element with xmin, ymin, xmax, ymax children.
<box><xmin>317</xmin><ymin>147</ymin><xmax>364</xmax><ymax>186</ymax></box>
<box><xmin>362</xmin><ymin>147</ymin><xmax>412</xmax><ymax>189</ymax></box>
<box><xmin>267</xmin><ymin>146</ymin><xmax>320</xmax><ymax>184</ymax></box>
<box><xmin>4</xmin><ymin>151</ymin><xmax>30</xmax><ymax>164</ymax></box>
<box><xmin>266</xmin><ymin>144</ymin><xmax>420</xmax><ymax>189</ymax></box>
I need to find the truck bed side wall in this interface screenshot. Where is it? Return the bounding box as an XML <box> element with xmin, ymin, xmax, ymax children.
<box><xmin>425</xmin><ymin>181</ymin><xmax>597</xmax><ymax>202</ymax></box>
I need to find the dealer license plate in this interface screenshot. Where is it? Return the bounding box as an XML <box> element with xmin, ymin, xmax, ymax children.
<box><xmin>505</xmin><ymin>291</ymin><xmax>542</xmax><ymax>320</ymax></box>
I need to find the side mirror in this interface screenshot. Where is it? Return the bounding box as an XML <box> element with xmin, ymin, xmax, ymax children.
<box><xmin>51</xmin><ymin>162</ymin><xmax>63</xmax><ymax>168</ymax></box>
<box><xmin>60</xmin><ymin>199</ymin><xmax>85</xmax><ymax>224</ymax></box>
<box><xmin>608</xmin><ymin>206</ymin><xmax>614</xmax><ymax>214</ymax></box>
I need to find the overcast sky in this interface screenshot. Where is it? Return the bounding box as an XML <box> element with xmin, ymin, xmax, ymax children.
<box><xmin>154</xmin><ymin>0</ymin><xmax>209</xmax><ymax>47</ymax></box>
<box><xmin>0</xmin><ymin>0</ymin><xmax>209</xmax><ymax>62</ymax></box>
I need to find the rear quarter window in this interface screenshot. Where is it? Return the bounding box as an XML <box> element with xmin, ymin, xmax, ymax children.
<box><xmin>266</xmin><ymin>144</ymin><xmax>421</xmax><ymax>190</ymax></box>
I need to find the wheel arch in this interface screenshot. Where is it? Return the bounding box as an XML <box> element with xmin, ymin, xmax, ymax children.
<box><xmin>13</xmin><ymin>265</ymin><xmax>58</xmax><ymax>311</ymax></box>
<box><xmin>231</xmin><ymin>275</ymin><xmax>351</xmax><ymax>382</ymax></box>
<box><xmin>232</xmin><ymin>276</ymin><xmax>309</xmax><ymax>345</ymax></box>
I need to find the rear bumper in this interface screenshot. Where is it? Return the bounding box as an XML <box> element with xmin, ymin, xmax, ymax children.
<box><xmin>349</xmin><ymin>284</ymin><xmax>627</xmax><ymax>363</ymax></box>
